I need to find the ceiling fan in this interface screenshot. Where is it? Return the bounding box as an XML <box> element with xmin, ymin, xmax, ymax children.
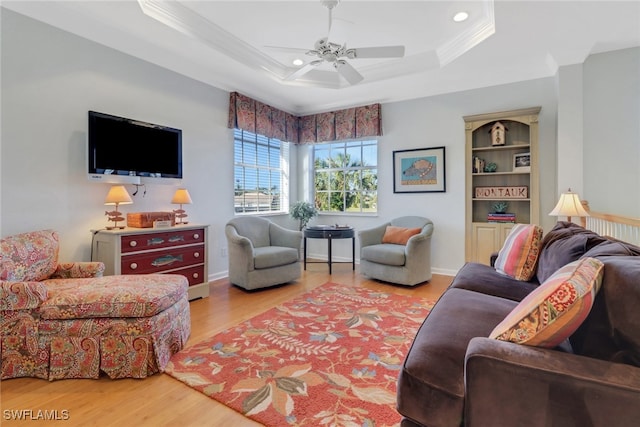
<box><xmin>278</xmin><ymin>0</ymin><xmax>405</xmax><ymax>85</ymax></box>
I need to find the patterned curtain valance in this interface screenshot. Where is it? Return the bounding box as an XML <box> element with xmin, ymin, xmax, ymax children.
<box><xmin>228</xmin><ymin>92</ymin><xmax>299</xmax><ymax>142</ymax></box>
<box><xmin>228</xmin><ymin>91</ymin><xmax>382</xmax><ymax>144</ymax></box>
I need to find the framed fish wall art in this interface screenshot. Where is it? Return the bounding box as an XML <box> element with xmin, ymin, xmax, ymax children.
<box><xmin>393</xmin><ymin>146</ymin><xmax>446</xmax><ymax>193</ymax></box>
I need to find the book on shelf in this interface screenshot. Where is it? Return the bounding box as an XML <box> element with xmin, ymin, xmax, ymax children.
<box><xmin>487</xmin><ymin>212</ymin><xmax>516</xmax><ymax>223</ymax></box>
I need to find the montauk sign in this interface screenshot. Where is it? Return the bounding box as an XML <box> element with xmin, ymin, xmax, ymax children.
<box><xmin>475</xmin><ymin>186</ymin><xmax>528</xmax><ymax>199</ymax></box>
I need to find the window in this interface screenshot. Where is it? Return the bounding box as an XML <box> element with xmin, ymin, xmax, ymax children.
<box><xmin>314</xmin><ymin>140</ymin><xmax>377</xmax><ymax>213</ymax></box>
<box><xmin>234</xmin><ymin>129</ymin><xmax>289</xmax><ymax>214</ymax></box>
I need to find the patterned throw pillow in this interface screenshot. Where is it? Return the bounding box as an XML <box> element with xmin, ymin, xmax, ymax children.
<box><xmin>494</xmin><ymin>224</ymin><xmax>543</xmax><ymax>281</ymax></box>
<box><xmin>382</xmin><ymin>226</ymin><xmax>422</xmax><ymax>245</ymax></box>
<box><xmin>489</xmin><ymin>257</ymin><xmax>604</xmax><ymax>348</ymax></box>
<box><xmin>0</xmin><ymin>230</ymin><xmax>59</xmax><ymax>282</ymax></box>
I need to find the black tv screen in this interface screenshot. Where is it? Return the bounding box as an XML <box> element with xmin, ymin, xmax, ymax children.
<box><xmin>88</xmin><ymin>111</ymin><xmax>182</xmax><ymax>180</ymax></box>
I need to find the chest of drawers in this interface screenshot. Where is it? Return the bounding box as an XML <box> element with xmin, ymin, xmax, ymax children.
<box><xmin>91</xmin><ymin>225</ymin><xmax>209</xmax><ymax>300</ymax></box>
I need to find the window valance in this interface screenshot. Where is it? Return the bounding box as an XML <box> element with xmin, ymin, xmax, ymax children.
<box><xmin>228</xmin><ymin>91</ymin><xmax>382</xmax><ymax>144</ymax></box>
<box><xmin>227</xmin><ymin>92</ymin><xmax>299</xmax><ymax>143</ymax></box>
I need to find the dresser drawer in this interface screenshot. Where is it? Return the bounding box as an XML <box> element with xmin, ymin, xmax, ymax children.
<box><xmin>121</xmin><ymin>228</ymin><xmax>205</xmax><ymax>253</ymax></box>
<box><xmin>167</xmin><ymin>265</ymin><xmax>206</xmax><ymax>287</ymax></box>
<box><xmin>121</xmin><ymin>244</ymin><xmax>205</xmax><ymax>274</ymax></box>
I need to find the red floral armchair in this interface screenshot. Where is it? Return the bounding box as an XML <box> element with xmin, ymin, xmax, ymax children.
<box><xmin>1</xmin><ymin>230</ymin><xmax>190</xmax><ymax>380</ymax></box>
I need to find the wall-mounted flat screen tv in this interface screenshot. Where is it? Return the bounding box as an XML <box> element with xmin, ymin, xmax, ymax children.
<box><xmin>87</xmin><ymin>110</ymin><xmax>182</xmax><ymax>184</ymax></box>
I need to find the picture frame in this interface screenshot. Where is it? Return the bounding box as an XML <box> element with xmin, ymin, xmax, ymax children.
<box><xmin>393</xmin><ymin>146</ymin><xmax>446</xmax><ymax>193</ymax></box>
<box><xmin>513</xmin><ymin>152</ymin><xmax>531</xmax><ymax>172</ymax></box>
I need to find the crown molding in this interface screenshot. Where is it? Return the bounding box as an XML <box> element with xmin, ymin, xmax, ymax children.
<box><xmin>138</xmin><ymin>0</ymin><xmax>287</xmax><ymax>76</ymax></box>
<box><xmin>138</xmin><ymin>0</ymin><xmax>496</xmax><ymax>90</ymax></box>
<box><xmin>437</xmin><ymin>0</ymin><xmax>495</xmax><ymax>66</ymax></box>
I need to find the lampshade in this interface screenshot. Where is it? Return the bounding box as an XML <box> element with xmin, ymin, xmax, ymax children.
<box><xmin>104</xmin><ymin>185</ymin><xmax>133</xmax><ymax>205</ymax></box>
<box><xmin>171</xmin><ymin>188</ymin><xmax>193</xmax><ymax>205</ymax></box>
<box><xmin>549</xmin><ymin>189</ymin><xmax>589</xmax><ymax>220</ymax></box>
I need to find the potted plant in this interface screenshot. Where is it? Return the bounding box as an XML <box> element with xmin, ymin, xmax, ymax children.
<box><xmin>290</xmin><ymin>201</ymin><xmax>318</xmax><ymax>230</ymax></box>
<box><xmin>484</xmin><ymin>162</ymin><xmax>498</xmax><ymax>173</ymax></box>
<box><xmin>492</xmin><ymin>201</ymin><xmax>509</xmax><ymax>213</ymax></box>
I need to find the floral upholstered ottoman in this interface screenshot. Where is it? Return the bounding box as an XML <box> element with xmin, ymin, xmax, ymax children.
<box><xmin>1</xmin><ymin>230</ymin><xmax>191</xmax><ymax>380</ymax></box>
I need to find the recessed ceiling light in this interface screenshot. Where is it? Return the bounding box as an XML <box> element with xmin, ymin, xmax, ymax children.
<box><xmin>293</xmin><ymin>58</ymin><xmax>304</xmax><ymax>66</ymax></box>
<box><xmin>453</xmin><ymin>11</ymin><xmax>469</xmax><ymax>22</ymax></box>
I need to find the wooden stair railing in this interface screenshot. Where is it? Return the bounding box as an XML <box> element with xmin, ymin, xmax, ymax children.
<box><xmin>580</xmin><ymin>201</ymin><xmax>640</xmax><ymax>245</ymax></box>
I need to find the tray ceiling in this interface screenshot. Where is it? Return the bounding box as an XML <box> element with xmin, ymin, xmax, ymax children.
<box><xmin>3</xmin><ymin>1</ymin><xmax>639</xmax><ymax>115</ymax></box>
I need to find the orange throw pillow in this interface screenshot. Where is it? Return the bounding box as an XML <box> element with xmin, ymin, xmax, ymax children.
<box><xmin>382</xmin><ymin>226</ymin><xmax>422</xmax><ymax>245</ymax></box>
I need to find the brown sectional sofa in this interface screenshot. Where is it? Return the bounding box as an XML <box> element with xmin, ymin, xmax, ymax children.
<box><xmin>397</xmin><ymin>222</ymin><xmax>640</xmax><ymax>427</ymax></box>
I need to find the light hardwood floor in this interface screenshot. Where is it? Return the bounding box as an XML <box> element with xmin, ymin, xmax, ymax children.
<box><xmin>0</xmin><ymin>264</ymin><xmax>452</xmax><ymax>427</ymax></box>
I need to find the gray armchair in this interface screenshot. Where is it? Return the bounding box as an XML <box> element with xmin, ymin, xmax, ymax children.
<box><xmin>225</xmin><ymin>217</ymin><xmax>302</xmax><ymax>290</ymax></box>
<box><xmin>358</xmin><ymin>216</ymin><xmax>434</xmax><ymax>286</ymax></box>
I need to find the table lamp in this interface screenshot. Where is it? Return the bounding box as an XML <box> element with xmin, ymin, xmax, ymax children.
<box><xmin>549</xmin><ymin>188</ymin><xmax>589</xmax><ymax>223</ymax></box>
<box><xmin>172</xmin><ymin>188</ymin><xmax>193</xmax><ymax>224</ymax></box>
<box><xmin>104</xmin><ymin>185</ymin><xmax>133</xmax><ymax>229</ymax></box>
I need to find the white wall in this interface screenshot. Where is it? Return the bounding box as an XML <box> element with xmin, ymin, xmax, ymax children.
<box><xmin>3</xmin><ymin>9</ymin><xmax>637</xmax><ymax>280</ymax></box>
<box><xmin>300</xmin><ymin>80</ymin><xmax>559</xmax><ymax>275</ymax></box>
<box><xmin>556</xmin><ymin>64</ymin><xmax>584</xmax><ymax>198</ymax></box>
<box><xmin>583</xmin><ymin>47</ymin><xmax>640</xmax><ymax>217</ymax></box>
<box><xmin>1</xmin><ymin>9</ymin><xmax>234</xmax><ymax>276</ymax></box>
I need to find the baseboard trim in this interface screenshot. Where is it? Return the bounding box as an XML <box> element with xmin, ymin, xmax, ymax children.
<box><xmin>208</xmin><ymin>271</ymin><xmax>228</xmax><ymax>282</ymax></box>
<box><xmin>209</xmin><ymin>265</ymin><xmax>458</xmax><ymax>283</ymax></box>
<box><xmin>431</xmin><ymin>267</ymin><xmax>457</xmax><ymax>277</ymax></box>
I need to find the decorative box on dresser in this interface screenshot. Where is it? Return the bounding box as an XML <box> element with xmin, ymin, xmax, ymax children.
<box><xmin>92</xmin><ymin>224</ymin><xmax>209</xmax><ymax>300</ymax></box>
<box><xmin>464</xmin><ymin>107</ymin><xmax>540</xmax><ymax>264</ymax></box>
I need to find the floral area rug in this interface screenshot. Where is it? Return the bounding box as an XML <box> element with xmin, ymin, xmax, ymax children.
<box><xmin>165</xmin><ymin>282</ymin><xmax>434</xmax><ymax>427</ymax></box>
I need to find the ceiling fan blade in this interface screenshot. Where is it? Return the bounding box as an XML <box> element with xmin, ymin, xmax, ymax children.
<box><xmin>284</xmin><ymin>60</ymin><xmax>323</xmax><ymax>81</ymax></box>
<box><xmin>349</xmin><ymin>46</ymin><xmax>405</xmax><ymax>59</ymax></box>
<box><xmin>263</xmin><ymin>45</ymin><xmax>310</xmax><ymax>54</ymax></box>
<box><xmin>335</xmin><ymin>60</ymin><xmax>364</xmax><ymax>85</ymax></box>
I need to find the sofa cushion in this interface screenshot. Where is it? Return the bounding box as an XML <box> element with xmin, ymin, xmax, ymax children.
<box><xmin>397</xmin><ymin>288</ymin><xmax>517</xmax><ymax>427</ymax></box>
<box><xmin>0</xmin><ymin>230</ymin><xmax>59</xmax><ymax>282</ymax></box>
<box><xmin>0</xmin><ymin>281</ymin><xmax>49</xmax><ymax>310</ymax></box>
<box><xmin>449</xmin><ymin>262</ymin><xmax>539</xmax><ymax>302</ymax></box>
<box><xmin>253</xmin><ymin>246</ymin><xmax>299</xmax><ymax>269</ymax></box>
<box><xmin>536</xmin><ymin>221</ymin><xmax>607</xmax><ymax>283</ymax></box>
<box><xmin>38</xmin><ymin>274</ymin><xmax>188</xmax><ymax>319</ymax></box>
<box><xmin>361</xmin><ymin>243</ymin><xmax>406</xmax><ymax>266</ymax></box>
<box><xmin>490</xmin><ymin>257</ymin><xmax>604</xmax><ymax>348</ymax></box>
<box><xmin>594</xmin><ymin>256</ymin><xmax>640</xmax><ymax>366</ymax></box>
<box><xmin>494</xmin><ymin>224</ymin><xmax>543</xmax><ymax>281</ymax></box>
<box><xmin>576</xmin><ymin>241</ymin><xmax>640</xmax><ymax>362</ymax></box>
<box><xmin>381</xmin><ymin>226</ymin><xmax>422</xmax><ymax>245</ymax></box>
<box><xmin>582</xmin><ymin>238</ymin><xmax>640</xmax><ymax>258</ymax></box>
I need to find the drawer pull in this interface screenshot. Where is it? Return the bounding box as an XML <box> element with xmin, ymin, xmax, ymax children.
<box><xmin>193</xmin><ymin>273</ymin><xmax>199</xmax><ymax>279</ymax></box>
<box><xmin>193</xmin><ymin>233</ymin><xmax>200</xmax><ymax>239</ymax></box>
<box><xmin>130</xmin><ymin>263</ymin><xmax>138</xmax><ymax>270</ymax></box>
<box><xmin>194</xmin><ymin>252</ymin><xmax>200</xmax><ymax>258</ymax></box>
<box><xmin>129</xmin><ymin>241</ymin><xmax>137</xmax><ymax>247</ymax></box>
